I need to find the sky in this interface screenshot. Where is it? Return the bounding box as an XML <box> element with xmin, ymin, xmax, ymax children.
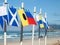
<box><xmin>0</xmin><ymin>0</ymin><xmax>60</xmax><ymax>31</ymax></box>
<box><xmin>0</xmin><ymin>0</ymin><xmax>60</xmax><ymax>24</ymax></box>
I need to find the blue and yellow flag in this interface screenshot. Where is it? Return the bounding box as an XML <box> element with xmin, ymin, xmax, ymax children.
<box><xmin>36</xmin><ymin>15</ymin><xmax>44</xmax><ymax>28</ymax></box>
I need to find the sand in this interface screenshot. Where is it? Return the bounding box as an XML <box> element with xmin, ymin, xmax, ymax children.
<box><xmin>0</xmin><ymin>37</ymin><xmax>60</xmax><ymax>45</ymax></box>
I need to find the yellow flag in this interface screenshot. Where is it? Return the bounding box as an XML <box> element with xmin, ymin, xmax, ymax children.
<box><xmin>17</xmin><ymin>9</ymin><xmax>28</xmax><ymax>26</ymax></box>
<box><xmin>40</xmin><ymin>24</ymin><xmax>44</xmax><ymax>28</ymax></box>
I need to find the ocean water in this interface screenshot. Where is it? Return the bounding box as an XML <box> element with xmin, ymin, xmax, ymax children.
<box><xmin>0</xmin><ymin>30</ymin><xmax>60</xmax><ymax>40</ymax></box>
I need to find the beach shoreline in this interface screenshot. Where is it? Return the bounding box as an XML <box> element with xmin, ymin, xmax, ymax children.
<box><xmin>0</xmin><ymin>36</ymin><xmax>60</xmax><ymax>45</ymax></box>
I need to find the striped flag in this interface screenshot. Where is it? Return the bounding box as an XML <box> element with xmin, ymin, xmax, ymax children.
<box><xmin>8</xmin><ymin>6</ymin><xmax>19</xmax><ymax>26</ymax></box>
<box><xmin>25</xmin><ymin>10</ymin><xmax>36</xmax><ymax>25</ymax></box>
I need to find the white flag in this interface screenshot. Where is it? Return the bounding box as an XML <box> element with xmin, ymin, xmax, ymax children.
<box><xmin>0</xmin><ymin>6</ymin><xmax>7</xmax><ymax>16</ymax></box>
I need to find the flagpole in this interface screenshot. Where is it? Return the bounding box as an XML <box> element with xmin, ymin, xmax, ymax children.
<box><xmin>32</xmin><ymin>6</ymin><xmax>36</xmax><ymax>45</ymax></box>
<box><xmin>4</xmin><ymin>20</ymin><xmax>7</xmax><ymax>45</ymax></box>
<box><xmin>20</xmin><ymin>2</ymin><xmax>24</xmax><ymax>45</ymax></box>
<box><xmin>38</xmin><ymin>26</ymin><xmax>40</xmax><ymax>45</ymax></box>
<box><xmin>38</xmin><ymin>8</ymin><xmax>42</xmax><ymax>45</ymax></box>
<box><xmin>4</xmin><ymin>0</ymin><xmax>8</xmax><ymax>45</ymax></box>
<box><xmin>45</xmin><ymin>30</ymin><xmax>47</xmax><ymax>45</ymax></box>
<box><xmin>44</xmin><ymin>12</ymin><xmax>47</xmax><ymax>45</ymax></box>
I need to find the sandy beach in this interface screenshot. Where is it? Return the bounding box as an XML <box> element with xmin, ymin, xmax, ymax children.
<box><xmin>0</xmin><ymin>37</ymin><xmax>60</xmax><ymax>45</ymax></box>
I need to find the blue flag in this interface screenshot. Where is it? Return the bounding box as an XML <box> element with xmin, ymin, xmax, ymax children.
<box><xmin>0</xmin><ymin>16</ymin><xmax>3</xmax><ymax>28</ymax></box>
<box><xmin>8</xmin><ymin>6</ymin><xmax>19</xmax><ymax>26</ymax></box>
<box><xmin>3</xmin><ymin>15</ymin><xmax>8</xmax><ymax>24</ymax></box>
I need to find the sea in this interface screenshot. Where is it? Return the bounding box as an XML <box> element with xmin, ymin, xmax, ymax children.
<box><xmin>0</xmin><ymin>30</ymin><xmax>60</xmax><ymax>41</ymax></box>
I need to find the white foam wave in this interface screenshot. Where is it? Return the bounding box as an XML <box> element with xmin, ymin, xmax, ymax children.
<box><xmin>0</xmin><ymin>35</ymin><xmax>3</xmax><ymax>39</ymax></box>
<box><xmin>6</xmin><ymin>34</ymin><xmax>18</xmax><ymax>39</ymax></box>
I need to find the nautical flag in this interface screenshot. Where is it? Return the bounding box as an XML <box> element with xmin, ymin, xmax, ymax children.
<box><xmin>0</xmin><ymin>17</ymin><xmax>3</xmax><ymax>28</ymax></box>
<box><xmin>18</xmin><ymin>9</ymin><xmax>28</xmax><ymax>26</ymax></box>
<box><xmin>8</xmin><ymin>6</ymin><xmax>19</xmax><ymax>26</ymax></box>
<box><xmin>36</xmin><ymin>15</ymin><xmax>44</xmax><ymax>28</ymax></box>
<box><xmin>42</xmin><ymin>15</ymin><xmax>48</xmax><ymax>30</ymax></box>
<box><xmin>45</xmin><ymin>14</ymin><xmax>49</xmax><ymax>29</ymax></box>
<box><xmin>0</xmin><ymin>6</ymin><xmax>8</xmax><ymax>28</ymax></box>
<box><xmin>3</xmin><ymin>15</ymin><xmax>8</xmax><ymax>24</ymax></box>
<box><xmin>25</xmin><ymin>10</ymin><xmax>36</xmax><ymax>25</ymax></box>
<box><xmin>18</xmin><ymin>9</ymin><xmax>36</xmax><ymax>26</ymax></box>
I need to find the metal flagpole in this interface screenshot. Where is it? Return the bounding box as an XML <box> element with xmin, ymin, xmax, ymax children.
<box><xmin>38</xmin><ymin>26</ymin><xmax>40</xmax><ymax>45</ymax></box>
<box><xmin>20</xmin><ymin>2</ymin><xmax>24</xmax><ymax>45</ymax></box>
<box><xmin>4</xmin><ymin>0</ymin><xmax>8</xmax><ymax>45</ymax></box>
<box><xmin>32</xmin><ymin>6</ymin><xmax>36</xmax><ymax>45</ymax></box>
<box><xmin>38</xmin><ymin>8</ymin><xmax>42</xmax><ymax>45</ymax></box>
<box><xmin>44</xmin><ymin>12</ymin><xmax>47</xmax><ymax>45</ymax></box>
<box><xmin>4</xmin><ymin>20</ymin><xmax>7</xmax><ymax>45</ymax></box>
<box><xmin>45</xmin><ymin>30</ymin><xmax>47</xmax><ymax>45</ymax></box>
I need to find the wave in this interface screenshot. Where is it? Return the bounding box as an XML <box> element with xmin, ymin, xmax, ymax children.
<box><xmin>7</xmin><ymin>35</ymin><xmax>18</xmax><ymax>39</ymax></box>
<box><xmin>0</xmin><ymin>34</ymin><xmax>19</xmax><ymax>39</ymax></box>
<box><xmin>0</xmin><ymin>35</ymin><xmax>3</xmax><ymax>39</ymax></box>
<box><xmin>0</xmin><ymin>31</ymin><xmax>60</xmax><ymax>40</ymax></box>
<box><xmin>0</xmin><ymin>33</ymin><xmax>38</xmax><ymax>39</ymax></box>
